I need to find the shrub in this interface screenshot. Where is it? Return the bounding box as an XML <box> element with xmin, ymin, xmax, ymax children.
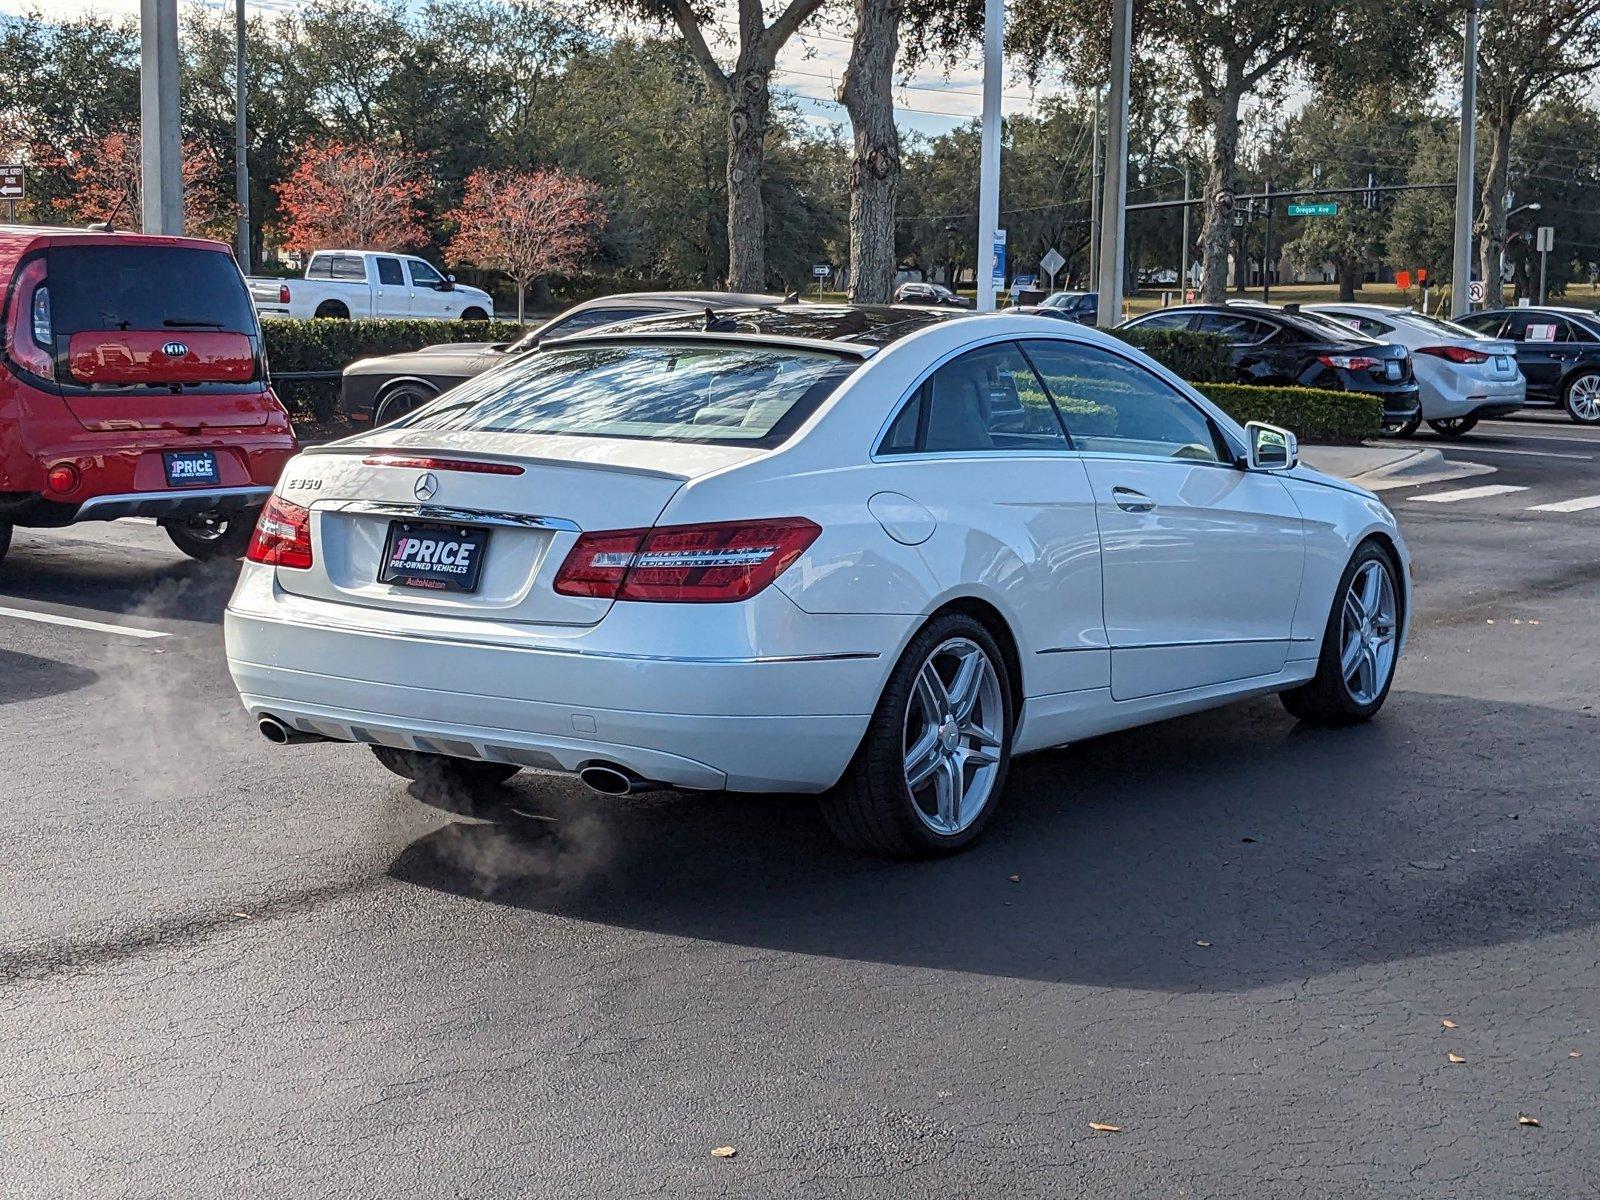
<box><xmin>263</xmin><ymin>317</ymin><xmax>525</xmax><ymax>421</ymax></box>
<box><xmin>1113</xmin><ymin>328</ymin><xmax>1232</xmax><ymax>383</ymax></box>
<box><xmin>1194</xmin><ymin>382</ymin><xmax>1381</xmax><ymax>445</ymax></box>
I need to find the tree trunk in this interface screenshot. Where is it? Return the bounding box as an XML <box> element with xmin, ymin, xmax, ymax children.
<box><xmin>514</xmin><ymin>276</ymin><xmax>526</xmax><ymax>324</ymax></box>
<box><xmin>839</xmin><ymin>0</ymin><xmax>902</xmax><ymax>304</ymax></box>
<box><xmin>1478</xmin><ymin>116</ymin><xmax>1513</xmax><ymax>308</ymax></box>
<box><xmin>1338</xmin><ymin>256</ymin><xmax>1359</xmax><ymax>301</ymax></box>
<box><xmin>726</xmin><ymin>64</ymin><xmax>772</xmax><ymax>292</ymax></box>
<box><xmin>1198</xmin><ymin>82</ymin><xmax>1243</xmax><ymax>304</ymax></box>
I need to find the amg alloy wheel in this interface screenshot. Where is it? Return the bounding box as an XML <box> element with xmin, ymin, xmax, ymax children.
<box><xmin>1280</xmin><ymin>542</ymin><xmax>1401</xmax><ymax>725</ymax></box>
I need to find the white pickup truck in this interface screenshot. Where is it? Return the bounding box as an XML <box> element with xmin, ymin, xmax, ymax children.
<box><xmin>248</xmin><ymin>250</ymin><xmax>495</xmax><ymax>321</ymax></box>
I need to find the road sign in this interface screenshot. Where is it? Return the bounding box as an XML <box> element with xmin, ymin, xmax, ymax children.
<box><xmin>1040</xmin><ymin>247</ymin><xmax>1065</xmax><ymax>279</ymax></box>
<box><xmin>1536</xmin><ymin>226</ymin><xmax>1555</xmax><ymax>253</ymax></box>
<box><xmin>1287</xmin><ymin>202</ymin><xmax>1339</xmax><ymax>217</ymax></box>
<box><xmin>0</xmin><ymin>165</ymin><xmax>23</xmax><ymax>201</ymax></box>
<box><xmin>811</xmin><ymin>263</ymin><xmax>831</xmax><ymax>278</ymax></box>
<box><xmin>1468</xmin><ymin>280</ymin><xmax>1486</xmax><ymax>304</ymax></box>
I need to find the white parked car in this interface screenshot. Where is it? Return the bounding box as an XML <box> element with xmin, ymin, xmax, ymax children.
<box><xmin>226</xmin><ymin>306</ymin><xmax>1410</xmax><ymax>857</ymax></box>
<box><xmin>248</xmin><ymin>250</ymin><xmax>494</xmax><ymax>322</ymax></box>
<box><xmin>1306</xmin><ymin>303</ymin><xmax>1523</xmax><ymax>437</ymax></box>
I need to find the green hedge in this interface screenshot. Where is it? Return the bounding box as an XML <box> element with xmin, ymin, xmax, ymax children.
<box><xmin>264</xmin><ymin>318</ymin><xmax>526</xmax><ymax>421</ymax></box>
<box><xmin>1113</xmin><ymin>328</ymin><xmax>1233</xmax><ymax>383</ymax></box>
<box><xmin>1194</xmin><ymin>382</ymin><xmax>1382</xmax><ymax>445</ymax></box>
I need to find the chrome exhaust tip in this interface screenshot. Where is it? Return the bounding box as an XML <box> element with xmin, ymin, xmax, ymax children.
<box><xmin>578</xmin><ymin>763</ymin><xmax>659</xmax><ymax>796</ymax></box>
<box><xmin>258</xmin><ymin>715</ymin><xmax>327</xmax><ymax>746</ymax></box>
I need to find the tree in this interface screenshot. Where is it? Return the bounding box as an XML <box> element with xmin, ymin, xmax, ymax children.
<box><xmin>1472</xmin><ymin>0</ymin><xmax>1600</xmax><ymax>305</ymax></box>
<box><xmin>447</xmin><ymin>167</ymin><xmax>603</xmax><ymax>320</ymax></box>
<box><xmin>274</xmin><ymin>141</ymin><xmax>430</xmax><ymax>251</ymax></box>
<box><xmin>619</xmin><ymin>0</ymin><xmax>829</xmax><ymax>290</ymax></box>
<box><xmin>838</xmin><ymin>0</ymin><xmax>904</xmax><ymax>302</ymax></box>
<box><xmin>48</xmin><ymin>129</ymin><xmax>232</xmax><ymax>238</ymax></box>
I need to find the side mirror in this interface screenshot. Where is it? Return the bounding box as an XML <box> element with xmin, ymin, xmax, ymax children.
<box><xmin>441</xmin><ymin>275</ymin><xmax>456</xmax><ymax>291</ymax></box>
<box><xmin>1246</xmin><ymin>421</ymin><xmax>1298</xmax><ymax>471</ymax></box>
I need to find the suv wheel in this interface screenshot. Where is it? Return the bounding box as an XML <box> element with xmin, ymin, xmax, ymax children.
<box><xmin>162</xmin><ymin>511</ymin><xmax>255</xmax><ymax>561</ymax></box>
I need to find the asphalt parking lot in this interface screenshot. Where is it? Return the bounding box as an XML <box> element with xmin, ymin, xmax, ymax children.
<box><xmin>2</xmin><ymin>414</ymin><xmax>1596</xmax><ymax>1198</ymax></box>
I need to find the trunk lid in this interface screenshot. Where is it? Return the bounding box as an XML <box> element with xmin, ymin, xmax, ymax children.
<box><xmin>277</xmin><ymin>428</ymin><xmax>763</xmax><ymax>626</ymax></box>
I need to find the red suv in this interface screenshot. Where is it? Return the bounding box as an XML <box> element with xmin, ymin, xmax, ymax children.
<box><xmin>0</xmin><ymin>225</ymin><xmax>298</xmax><ymax>566</ymax></box>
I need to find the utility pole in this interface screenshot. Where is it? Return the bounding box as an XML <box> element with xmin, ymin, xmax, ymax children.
<box><xmin>233</xmin><ymin>0</ymin><xmax>251</xmax><ymax>269</ymax></box>
<box><xmin>1451</xmin><ymin>0</ymin><xmax>1480</xmax><ymax>317</ymax></box>
<box><xmin>1094</xmin><ymin>0</ymin><xmax>1132</xmax><ymax>328</ymax></box>
<box><xmin>1261</xmin><ymin>180</ymin><xmax>1274</xmax><ymax>305</ymax></box>
<box><xmin>139</xmin><ymin>0</ymin><xmax>184</xmax><ymax>235</ymax></box>
<box><xmin>1180</xmin><ymin>162</ymin><xmax>1191</xmax><ymax>298</ymax></box>
<box><xmin>1088</xmin><ymin>99</ymin><xmax>1101</xmax><ymax>290</ymax></box>
<box><xmin>975</xmin><ymin>0</ymin><xmax>1004</xmax><ymax>311</ymax></box>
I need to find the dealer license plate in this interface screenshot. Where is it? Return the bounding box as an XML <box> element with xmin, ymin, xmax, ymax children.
<box><xmin>378</xmin><ymin>520</ymin><xmax>490</xmax><ymax>593</ymax></box>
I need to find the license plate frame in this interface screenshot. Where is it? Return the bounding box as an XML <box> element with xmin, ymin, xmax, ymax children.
<box><xmin>378</xmin><ymin>520</ymin><xmax>491</xmax><ymax>593</ymax></box>
<box><xmin>163</xmin><ymin>449</ymin><xmax>220</xmax><ymax>487</ymax></box>
<box><xmin>1385</xmin><ymin>361</ymin><xmax>1402</xmax><ymax>382</ymax></box>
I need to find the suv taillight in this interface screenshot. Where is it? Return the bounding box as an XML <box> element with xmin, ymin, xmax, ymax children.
<box><xmin>246</xmin><ymin>495</ymin><xmax>313</xmax><ymax>569</ymax></box>
<box><xmin>554</xmin><ymin>517</ymin><xmax>821</xmax><ymax>603</ymax></box>
<box><xmin>1416</xmin><ymin>344</ymin><xmax>1489</xmax><ymax>365</ymax></box>
<box><xmin>4</xmin><ymin>258</ymin><xmax>54</xmax><ymax>378</ymax></box>
<box><xmin>278</xmin><ymin>283</ymin><xmax>291</xmax><ymax>305</ymax></box>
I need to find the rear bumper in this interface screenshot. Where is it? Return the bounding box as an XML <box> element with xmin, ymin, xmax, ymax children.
<box><xmin>224</xmin><ymin>571</ymin><xmax>907</xmax><ymax>793</ymax></box>
<box><xmin>76</xmin><ymin>485</ymin><xmax>272</xmax><ymax>522</ymax></box>
<box><xmin>1419</xmin><ymin>374</ymin><xmax>1525</xmax><ymax>420</ymax></box>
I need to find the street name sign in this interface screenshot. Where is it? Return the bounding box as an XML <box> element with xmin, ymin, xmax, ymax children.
<box><xmin>1287</xmin><ymin>202</ymin><xmax>1338</xmax><ymax>217</ymax></box>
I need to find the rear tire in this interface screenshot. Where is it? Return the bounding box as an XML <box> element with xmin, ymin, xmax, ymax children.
<box><xmin>373</xmin><ymin>383</ymin><xmax>437</xmax><ymax>426</ymax></box>
<box><xmin>820</xmin><ymin>612</ymin><xmax>1014</xmax><ymax>858</ymax></box>
<box><xmin>162</xmin><ymin>511</ymin><xmax>255</xmax><ymax>560</ymax></box>
<box><xmin>313</xmin><ymin>301</ymin><xmax>349</xmax><ymax>320</ymax></box>
<box><xmin>1427</xmin><ymin>416</ymin><xmax>1478</xmax><ymax>438</ymax></box>
<box><xmin>0</xmin><ymin>521</ymin><xmax>11</xmax><ymax>569</ymax></box>
<box><xmin>460</xmin><ymin>306</ymin><xmax>488</xmax><ymax>322</ymax></box>
<box><xmin>1280</xmin><ymin>540</ymin><xmax>1401</xmax><ymax>727</ymax></box>
<box><xmin>369</xmin><ymin>745</ymin><xmax>521</xmax><ymax>791</ymax></box>
<box><xmin>1562</xmin><ymin>371</ymin><xmax>1600</xmax><ymax>425</ymax></box>
<box><xmin>1393</xmin><ymin>413</ymin><xmax>1422</xmax><ymax>438</ymax></box>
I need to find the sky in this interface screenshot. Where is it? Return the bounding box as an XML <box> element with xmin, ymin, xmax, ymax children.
<box><xmin>3</xmin><ymin>0</ymin><xmax>1062</xmax><ymax>138</ymax></box>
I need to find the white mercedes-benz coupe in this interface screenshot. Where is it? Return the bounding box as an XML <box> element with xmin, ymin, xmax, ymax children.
<box><xmin>226</xmin><ymin>305</ymin><xmax>1410</xmax><ymax>857</ymax></box>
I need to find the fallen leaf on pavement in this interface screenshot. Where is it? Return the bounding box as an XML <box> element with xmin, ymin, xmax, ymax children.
<box><xmin>1517</xmin><ymin>1113</ymin><xmax>1540</xmax><ymax>1127</ymax></box>
<box><xmin>1447</xmin><ymin>1053</ymin><xmax>1466</xmax><ymax>1064</ymax></box>
<box><xmin>231</xmin><ymin>912</ymin><xmax>251</xmax><ymax>920</ymax></box>
<box><xmin>1441</xmin><ymin>1019</ymin><xmax>1458</xmax><ymax>1029</ymax></box>
<box><xmin>711</xmin><ymin>1146</ymin><xmax>737</xmax><ymax>1158</ymax></box>
<box><xmin>1570</xmin><ymin>1051</ymin><xmax>1582</xmax><ymax>1059</ymax></box>
<box><xmin>1008</xmin><ymin>874</ymin><xmax>1020</xmax><ymax>883</ymax></box>
<box><xmin>1194</xmin><ymin>940</ymin><xmax>1211</xmax><ymax>947</ymax></box>
<box><xmin>1088</xmin><ymin>1122</ymin><xmax>1122</xmax><ymax>1133</ymax></box>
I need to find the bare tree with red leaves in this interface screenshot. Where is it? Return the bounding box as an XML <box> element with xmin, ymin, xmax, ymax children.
<box><xmin>274</xmin><ymin>141</ymin><xmax>430</xmax><ymax>254</ymax></box>
<box><xmin>447</xmin><ymin>167</ymin><xmax>603</xmax><ymax>322</ymax></box>
<box><xmin>52</xmin><ymin>130</ymin><xmax>232</xmax><ymax>239</ymax></box>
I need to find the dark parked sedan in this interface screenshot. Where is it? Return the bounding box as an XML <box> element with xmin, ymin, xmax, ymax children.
<box><xmin>1035</xmin><ymin>290</ymin><xmax>1099</xmax><ymax>323</ymax></box>
<box><xmin>1456</xmin><ymin>306</ymin><xmax>1600</xmax><ymax>425</ymax></box>
<box><xmin>341</xmin><ymin>290</ymin><xmax>786</xmax><ymax>426</ymax></box>
<box><xmin>1120</xmin><ymin>303</ymin><xmax>1422</xmax><ymax>430</ymax></box>
<box><xmin>892</xmin><ymin>281</ymin><xmax>971</xmax><ymax>309</ymax></box>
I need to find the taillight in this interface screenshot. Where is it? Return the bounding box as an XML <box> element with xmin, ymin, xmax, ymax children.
<box><xmin>554</xmin><ymin>517</ymin><xmax>821</xmax><ymax>603</ymax></box>
<box><xmin>246</xmin><ymin>495</ymin><xmax>313</xmax><ymax>569</ymax></box>
<box><xmin>1416</xmin><ymin>344</ymin><xmax>1489</xmax><ymax>365</ymax></box>
<box><xmin>278</xmin><ymin>284</ymin><xmax>290</xmax><ymax>305</ymax></box>
<box><xmin>1318</xmin><ymin>353</ymin><xmax>1381</xmax><ymax>371</ymax></box>
<box><xmin>4</xmin><ymin>258</ymin><xmax>54</xmax><ymax>378</ymax></box>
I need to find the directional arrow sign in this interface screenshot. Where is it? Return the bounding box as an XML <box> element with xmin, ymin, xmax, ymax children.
<box><xmin>0</xmin><ymin>165</ymin><xmax>23</xmax><ymax>200</ymax></box>
<box><xmin>1287</xmin><ymin>201</ymin><xmax>1338</xmax><ymax>217</ymax></box>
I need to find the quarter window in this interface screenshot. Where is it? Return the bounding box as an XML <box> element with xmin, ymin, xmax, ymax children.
<box><xmin>1022</xmin><ymin>339</ymin><xmax>1227</xmax><ymax>463</ymax></box>
<box><xmin>879</xmin><ymin>343</ymin><xmax>1069</xmax><ymax>454</ymax></box>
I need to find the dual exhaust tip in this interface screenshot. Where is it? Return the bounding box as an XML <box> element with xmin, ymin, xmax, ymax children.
<box><xmin>258</xmin><ymin>716</ymin><xmax>660</xmax><ymax>796</ymax></box>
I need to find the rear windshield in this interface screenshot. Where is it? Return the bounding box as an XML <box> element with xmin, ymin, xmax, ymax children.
<box><xmin>1286</xmin><ymin>310</ymin><xmax>1380</xmax><ymax>342</ymax></box>
<box><xmin>47</xmin><ymin>245</ymin><xmax>256</xmax><ymax>335</ymax></box>
<box><xmin>402</xmin><ymin>340</ymin><xmax>859</xmax><ymax>446</ymax></box>
<box><xmin>1394</xmin><ymin>311</ymin><xmax>1491</xmax><ymax>340</ymax></box>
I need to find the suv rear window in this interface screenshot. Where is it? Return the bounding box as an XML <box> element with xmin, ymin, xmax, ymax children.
<box><xmin>47</xmin><ymin>245</ymin><xmax>256</xmax><ymax>335</ymax></box>
<box><xmin>403</xmin><ymin>341</ymin><xmax>858</xmax><ymax>447</ymax></box>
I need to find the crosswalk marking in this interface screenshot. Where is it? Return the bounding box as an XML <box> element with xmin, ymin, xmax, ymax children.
<box><xmin>1410</xmin><ymin>484</ymin><xmax>1530</xmax><ymax>504</ymax></box>
<box><xmin>1527</xmin><ymin>494</ymin><xmax>1600</xmax><ymax>513</ymax></box>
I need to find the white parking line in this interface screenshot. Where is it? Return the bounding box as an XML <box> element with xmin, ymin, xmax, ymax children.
<box><xmin>1527</xmin><ymin>494</ymin><xmax>1600</xmax><ymax>514</ymax></box>
<box><xmin>0</xmin><ymin>604</ymin><xmax>169</xmax><ymax>640</ymax></box>
<box><xmin>1410</xmin><ymin>484</ymin><xmax>1531</xmax><ymax>504</ymax></box>
<box><xmin>1438</xmin><ymin>445</ymin><xmax>1594</xmax><ymax>461</ymax></box>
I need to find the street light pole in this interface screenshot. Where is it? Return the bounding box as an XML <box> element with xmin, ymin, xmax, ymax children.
<box><xmin>1180</xmin><ymin>162</ymin><xmax>1191</xmax><ymax>299</ymax></box>
<box><xmin>1451</xmin><ymin>0</ymin><xmax>1480</xmax><ymax>316</ymax></box>
<box><xmin>233</xmin><ymin>0</ymin><xmax>251</xmax><ymax>270</ymax></box>
<box><xmin>139</xmin><ymin>0</ymin><xmax>184</xmax><ymax>235</ymax></box>
<box><xmin>1094</xmin><ymin>0</ymin><xmax>1132</xmax><ymax>327</ymax></box>
<box><xmin>975</xmin><ymin>0</ymin><xmax>1004</xmax><ymax>312</ymax></box>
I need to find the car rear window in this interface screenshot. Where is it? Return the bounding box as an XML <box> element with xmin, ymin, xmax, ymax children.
<box><xmin>402</xmin><ymin>340</ymin><xmax>859</xmax><ymax>447</ymax></box>
<box><xmin>46</xmin><ymin>245</ymin><xmax>256</xmax><ymax>335</ymax></box>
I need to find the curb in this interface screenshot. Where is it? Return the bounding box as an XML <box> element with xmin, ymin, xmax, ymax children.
<box><xmin>1301</xmin><ymin>444</ymin><xmax>1495</xmax><ymax>492</ymax></box>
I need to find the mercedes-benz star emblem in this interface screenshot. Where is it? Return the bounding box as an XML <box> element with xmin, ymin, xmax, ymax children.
<box><xmin>413</xmin><ymin>472</ymin><xmax>439</xmax><ymax>502</ymax></box>
<box><xmin>161</xmin><ymin>341</ymin><xmax>189</xmax><ymax>358</ymax></box>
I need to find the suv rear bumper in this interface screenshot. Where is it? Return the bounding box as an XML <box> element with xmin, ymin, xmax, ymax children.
<box><xmin>76</xmin><ymin>485</ymin><xmax>273</xmax><ymax>522</ymax></box>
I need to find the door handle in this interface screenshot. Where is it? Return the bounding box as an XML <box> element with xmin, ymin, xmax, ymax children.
<box><xmin>1112</xmin><ymin>486</ymin><xmax>1155</xmax><ymax>513</ymax></box>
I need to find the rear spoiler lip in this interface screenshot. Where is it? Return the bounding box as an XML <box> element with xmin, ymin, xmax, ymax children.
<box><xmin>299</xmin><ymin>442</ymin><xmax>701</xmax><ymax>483</ymax></box>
